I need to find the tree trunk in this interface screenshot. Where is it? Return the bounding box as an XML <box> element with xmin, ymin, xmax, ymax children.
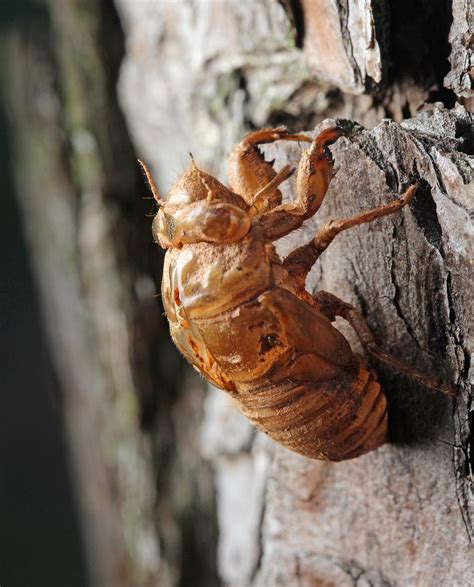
<box><xmin>5</xmin><ymin>0</ymin><xmax>473</xmax><ymax>586</ymax></box>
<box><xmin>210</xmin><ymin>110</ymin><xmax>473</xmax><ymax>586</ymax></box>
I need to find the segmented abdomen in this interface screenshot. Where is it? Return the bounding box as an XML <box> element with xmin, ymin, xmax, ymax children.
<box><xmin>236</xmin><ymin>365</ymin><xmax>387</xmax><ymax>461</ymax></box>
<box><xmin>164</xmin><ymin>248</ymin><xmax>388</xmax><ymax>461</ymax></box>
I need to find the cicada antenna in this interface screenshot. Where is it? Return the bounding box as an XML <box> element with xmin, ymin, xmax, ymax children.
<box><xmin>138</xmin><ymin>159</ymin><xmax>164</xmax><ymax>207</ymax></box>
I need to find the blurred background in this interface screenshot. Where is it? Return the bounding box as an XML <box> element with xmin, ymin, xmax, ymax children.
<box><xmin>1</xmin><ymin>1</ymin><xmax>472</xmax><ymax>587</ymax></box>
<box><xmin>1</xmin><ymin>2</ymin><xmax>188</xmax><ymax>586</ymax></box>
<box><xmin>1</xmin><ymin>3</ymin><xmax>87</xmax><ymax>586</ymax></box>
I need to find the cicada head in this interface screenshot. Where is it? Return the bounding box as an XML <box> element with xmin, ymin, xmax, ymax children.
<box><xmin>152</xmin><ymin>162</ymin><xmax>251</xmax><ymax>249</ymax></box>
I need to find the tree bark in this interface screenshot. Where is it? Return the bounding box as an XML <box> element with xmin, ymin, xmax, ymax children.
<box><xmin>4</xmin><ymin>0</ymin><xmax>473</xmax><ymax>586</ymax></box>
<box><xmin>209</xmin><ymin>108</ymin><xmax>473</xmax><ymax>587</ymax></box>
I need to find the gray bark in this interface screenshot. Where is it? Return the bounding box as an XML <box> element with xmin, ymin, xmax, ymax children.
<box><xmin>200</xmin><ymin>106</ymin><xmax>474</xmax><ymax>586</ymax></box>
<box><xmin>444</xmin><ymin>0</ymin><xmax>473</xmax><ymax>97</ymax></box>
<box><xmin>222</xmin><ymin>107</ymin><xmax>473</xmax><ymax>587</ymax></box>
<box><xmin>297</xmin><ymin>0</ymin><xmax>384</xmax><ymax>92</ymax></box>
<box><xmin>4</xmin><ymin>0</ymin><xmax>473</xmax><ymax>586</ymax></box>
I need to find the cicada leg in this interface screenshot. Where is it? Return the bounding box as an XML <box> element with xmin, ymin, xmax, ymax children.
<box><xmin>227</xmin><ymin>127</ymin><xmax>310</xmax><ymax>212</ymax></box>
<box><xmin>283</xmin><ymin>184</ymin><xmax>417</xmax><ymax>287</ymax></box>
<box><xmin>254</xmin><ymin>127</ymin><xmax>344</xmax><ymax>240</ymax></box>
<box><xmin>312</xmin><ymin>291</ymin><xmax>457</xmax><ymax>397</ymax></box>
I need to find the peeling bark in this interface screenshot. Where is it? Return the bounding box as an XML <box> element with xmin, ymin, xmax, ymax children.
<box><xmin>444</xmin><ymin>0</ymin><xmax>473</xmax><ymax>98</ymax></box>
<box><xmin>299</xmin><ymin>0</ymin><xmax>383</xmax><ymax>93</ymax></box>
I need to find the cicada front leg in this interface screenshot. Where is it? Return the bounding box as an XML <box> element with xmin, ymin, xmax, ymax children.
<box><xmin>312</xmin><ymin>291</ymin><xmax>457</xmax><ymax>397</ymax></box>
<box><xmin>254</xmin><ymin>127</ymin><xmax>344</xmax><ymax>240</ymax></box>
<box><xmin>227</xmin><ymin>127</ymin><xmax>310</xmax><ymax>212</ymax></box>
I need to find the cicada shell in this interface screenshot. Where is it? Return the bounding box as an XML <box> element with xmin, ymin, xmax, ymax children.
<box><xmin>141</xmin><ymin>126</ymin><xmax>455</xmax><ymax>461</ymax></box>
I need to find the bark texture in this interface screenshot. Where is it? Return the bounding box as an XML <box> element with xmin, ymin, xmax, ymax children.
<box><xmin>444</xmin><ymin>0</ymin><xmax>474</xmax><ymax>98</ymax></box>
<box><xmin>297</xmin><ymin>0</ymin><xmax>384</xmax><ymax>92</ymax></box>
<box><xmin>4</xmin><ymin>0</ymin><xmax>473</xmax><ymax>586</ymax></box>
<box><xmin>200</xmin><ymin>106</ymin><xmax>474</xmax><ymax>586</ymax></box>
<box><xmin>235</xmin><ymin>108</ymin><xmax>473</xmax><ymax>587</ymax></box>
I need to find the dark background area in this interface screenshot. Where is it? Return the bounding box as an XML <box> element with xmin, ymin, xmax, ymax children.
<box><xmin>0</xmin><ymin>2</ymin><xmax>87</xmax><ymax>586</ymax></box>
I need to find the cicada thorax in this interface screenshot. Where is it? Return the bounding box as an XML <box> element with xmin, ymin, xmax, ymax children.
<box><xmin>161</xmin><ymin>233</ymin><xmax>272</xmax><ymax>391</ymax></box>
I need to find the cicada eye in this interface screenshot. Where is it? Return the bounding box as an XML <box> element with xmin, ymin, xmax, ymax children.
<box><xmin>152</xmin><ymin>209</ymin><xmax>174</xmax><ymax>248</ymax></box>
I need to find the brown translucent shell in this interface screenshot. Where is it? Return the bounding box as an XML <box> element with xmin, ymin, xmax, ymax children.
<box><xmin>161</xmin><ymin>232</ymin><xmax>387</xmax><ymax>461</ymax></box>
<box><xmin>153</xmin><ymin>128</ymin><xmax>390</xmax><ymax>461</ymax></box>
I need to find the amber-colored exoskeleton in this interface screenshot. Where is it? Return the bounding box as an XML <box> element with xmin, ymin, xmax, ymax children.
<box><xmin>140</xmin><ymin>127</ymin><xmax>456</xmax><ymax>461</ymax></box>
